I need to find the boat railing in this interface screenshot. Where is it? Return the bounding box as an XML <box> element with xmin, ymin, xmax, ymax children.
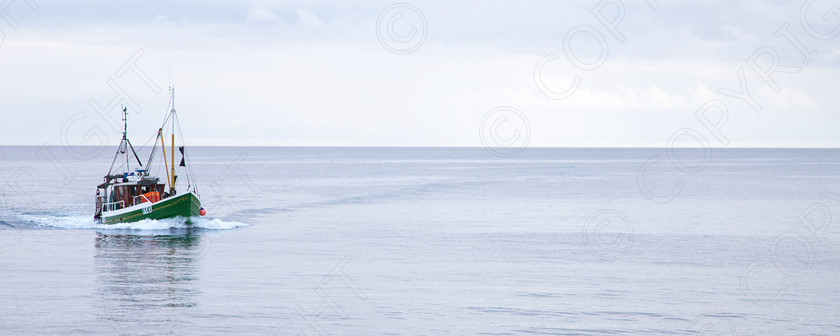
<box><xmin>132</xmin><ymin>194</ymin><xmax>151</xmax><ymax>206</ymax></box>
<box><xmin>103</xmin><ymin>200</ymin><xmax>125</xmax><ymax>212</ymax></box>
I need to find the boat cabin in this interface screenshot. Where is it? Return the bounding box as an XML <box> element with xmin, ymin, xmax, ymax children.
<box><xmin>94</xmin><ymin>170</ymin><xmax>174</xmax><ymax>219</ymax></box>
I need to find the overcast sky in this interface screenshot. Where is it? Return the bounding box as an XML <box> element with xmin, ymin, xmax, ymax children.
<box><xmin>1</xmin><ymin>0</ymin><xmax>838</xmax><ymax>147</ymax></box>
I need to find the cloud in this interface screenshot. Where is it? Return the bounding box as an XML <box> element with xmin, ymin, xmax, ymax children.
<box><xmin>295</xmin><ymin>8</ymin><xmax>322</xmax><ymax>28</ymax></box>
<box><xmin>2</xmin><ymin>0</ymin><xmax>839</xmax><ymax>147</ymax></box>
<box><xmin>247</xmin><ymin>8</ymin><xmax>281</xmax><ymax>23</ymax></box>
<box><xmin>756</xmin><ymin>86</ymin><xmax>818</xmax><ymax>109</ymax></box>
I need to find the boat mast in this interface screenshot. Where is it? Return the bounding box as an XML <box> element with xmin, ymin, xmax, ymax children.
<box><xmin>160</xmin><ymin>128</ymin><xmax>171</xmax><ymax>190</ymax></box>
<box><xmin>170</xmin><ymin>87</ymin><xmax>176</xmax><ymax>194</ymax></box>
<box><xmin>122</xmin><ymin>106</ymin><xmax>129</xmax><ymax>171</ymax></box>
<box><xmin>122</xmin><ymin>106</ymin><xmax>144</xmax><ymax>169</ymax></box>
<box><xmin>107</xmin><ymin>106</ymin><xmax>143</xmax><ymax>178</ymax></box>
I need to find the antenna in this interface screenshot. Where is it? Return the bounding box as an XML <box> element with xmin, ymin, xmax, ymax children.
<box><xmin>121</xmin><ymin>105</ymin><xmax>128</xmax><ymax>139</ymax></box>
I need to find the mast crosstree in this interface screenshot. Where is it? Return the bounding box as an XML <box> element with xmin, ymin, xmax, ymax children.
<box><xmin>108</xmin><ymin>105</ymin><xmax>143</xmax><ymax>177</ymax></box>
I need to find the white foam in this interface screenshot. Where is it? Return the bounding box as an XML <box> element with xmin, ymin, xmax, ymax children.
<box><xmin>22</xmin><ymin>213</ymin><xmax>249</xmax><ymax>231</ymax></box>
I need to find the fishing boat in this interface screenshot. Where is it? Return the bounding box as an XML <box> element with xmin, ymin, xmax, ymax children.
<box><xmin>94</xmin><ymin>88</ymin><xmax>204</xmax><ymax>224</ymax></box>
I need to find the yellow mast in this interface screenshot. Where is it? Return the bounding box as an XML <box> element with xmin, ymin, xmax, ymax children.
<box><xmin>171</xmin><ymin>133</ymin><xmax>175</xmax><ymax>193</ymax></box>
<box><xmin>160</xmin><ymin>128</ymin><xmax>171</xmax><ymax>191</ymax></box>
<box><xmin>170</xmin><ymin>86</ymin><xmax>177</xmax><ymax>194</ymax></box>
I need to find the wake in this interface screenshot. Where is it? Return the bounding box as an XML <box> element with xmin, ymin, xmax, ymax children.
<box><xmin>15</xmin><ymin>212</ymin><xmax>249</xmax><ymax>231</ymax></box>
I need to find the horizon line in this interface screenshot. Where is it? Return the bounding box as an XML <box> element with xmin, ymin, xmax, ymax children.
<box><xmin>2</xmin><ymin>145</ymin><xmax>838</xmax><ymax>149</ymax></box>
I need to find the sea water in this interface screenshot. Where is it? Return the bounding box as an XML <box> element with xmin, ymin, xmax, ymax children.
<box><xmin>0</xmin><ymin>146</ymin><xmax>838</xmax><ymax>335</ymax></box>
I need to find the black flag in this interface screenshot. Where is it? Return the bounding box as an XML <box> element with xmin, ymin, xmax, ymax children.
<box><xmin>178</xmin><ymin>146</ymin><xmax>186</xmax><ymax>167</ymax></box>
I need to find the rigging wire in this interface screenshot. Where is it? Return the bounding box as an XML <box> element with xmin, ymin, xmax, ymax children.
<box><xmin>120</xmin><ymin>96</ymin><xmax>174</xmax><ymax>175</ymax></box>
<box><xmin>137</xmin><ymin>127</ymin><xmax>160</xmax><ymax>153</ymax></box>
<box><xmin>145</xmin><ymin>132</ymin><xmax>160</xmax><ymax>175</ymax></box>
<box><xmin>173</xmin><ymin>110</ymin><xmax>199</xmax><ymax>197</ymax></box>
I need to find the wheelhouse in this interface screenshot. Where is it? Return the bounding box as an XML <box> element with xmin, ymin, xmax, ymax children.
<box><xmin>94</xmin><ymin>170</ymin><xmax>174</xmax><ymax>219</ymax></box>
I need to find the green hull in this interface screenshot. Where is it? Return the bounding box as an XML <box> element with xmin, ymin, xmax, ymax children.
<box><xmin>101</xmin><ymin>192</ymin><xmax>201</xmax><ymax>224</ymax></box>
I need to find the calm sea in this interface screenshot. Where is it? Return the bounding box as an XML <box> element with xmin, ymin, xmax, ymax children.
<box><xmin>0</xmin><ymin>146</ymin><xmax>838</xmax><ymax>335</ymax></box>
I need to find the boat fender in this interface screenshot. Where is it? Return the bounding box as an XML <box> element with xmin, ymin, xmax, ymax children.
<box><xmin>199</xmin><ymin>207</ymin><xmax>206</xmax><ymax>216</ymax></box>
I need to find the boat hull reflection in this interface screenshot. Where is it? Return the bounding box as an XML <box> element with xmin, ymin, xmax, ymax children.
<box><xmin>95</xmin><ymin>231</ymin><xmax>205</xmax><ymax>333</ymax></box>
